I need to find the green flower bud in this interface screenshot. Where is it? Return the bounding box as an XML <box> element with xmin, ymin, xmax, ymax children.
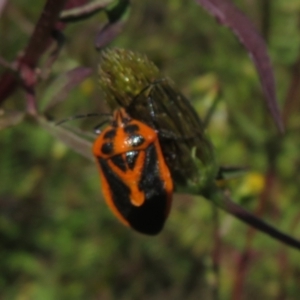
<box><xmin>99</xmin><ymin>48</ymin><xmax>159</xmax><ymax>110</ymax></box>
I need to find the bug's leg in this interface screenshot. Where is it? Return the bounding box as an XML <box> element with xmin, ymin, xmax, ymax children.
<box><xmin>56</xmin><ymin>113</ymin><xmax>108</xmax><ymax>126</ymax></box>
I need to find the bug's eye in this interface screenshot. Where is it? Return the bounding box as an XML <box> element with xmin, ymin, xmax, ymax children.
<box><xmin>101</xmin><ymin>142</ymin><xmax>113</xmax><ymax>155</ymax></box>
<box><xmin>103</xmin><ymin>129</ymin><xmax>116</xmax><ymax>139</ymax></box>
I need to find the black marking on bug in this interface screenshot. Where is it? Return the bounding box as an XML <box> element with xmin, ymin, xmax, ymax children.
<box><xmin>125</xmin><ymin>150</ymin><xmax>139</xmax><ymax>169</ymax></box>
<box><xmin>101</xmin><ymin>142</ymin><xmax>113</xmax><ymax>155</ymax></box>
<box><xmin>110</xmin><ymin>154</ymin><xmax>127</xmax><ymax>172</ymax></box>
<box><xmin>103</xmin><ymin>129</ymin><xmax>116</xmax><ymax>140</ymax></box>
<box><xmin>138</xmin><ymin>143</ymin><xmax>166</xmax><ymax>203</ymax></box>
<box><xmin>99</xmin><ymin>157</ymin><xmax>131</xmax><ymax>215</ymax></box>
<box><xmin>128</xmin><ymin>134</ymin><xmax>145</xmax><ymax>148</ymax></box>
<box><xmin>124</xmin><ymin>124</ymin><xmax>139</xmax><ymax>134</ymax></box>
<box><xmin>98</xmin><ymin>143</ymin><xmax>168</xmax><ymax>235</ymax></box>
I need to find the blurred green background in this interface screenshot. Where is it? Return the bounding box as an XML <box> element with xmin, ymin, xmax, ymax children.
<box><xmin>1</xmin><ymin>0</ymin><xmax>300</xmax><ymax>299</ymax></box>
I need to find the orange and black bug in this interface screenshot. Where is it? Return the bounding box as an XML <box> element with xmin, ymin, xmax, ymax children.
<box><xmin>56</xmin><ymin>79</ymin><xmax>214</xmax><ymax>235</ymax></box>
<box><xmin>92</xmin><ymin>108</ymin><xmax>173</xmax><ymax>235</ymax></box>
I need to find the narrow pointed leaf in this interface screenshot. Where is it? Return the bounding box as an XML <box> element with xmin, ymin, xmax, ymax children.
<box><xmin>42</xmin><ymin>67</ymin><xmax>92</xmax><ymax>112</ymax></box>
<box><xmin>38</xmin><ymin>115</ymin><xmax>94</xmax><ymax>161</ymax></box>
<box><xmin>95</xmin><ymin>21</ymin><xmax>125</xmax><ymax>49</ymax></box>
<box><xmin>195</xmin><ymin>0</ymin><xmax>284</xmax><ymax>132</ymax></box>
<box><xmin>95</xmin><ymin>0</ymin><xmax>131</xmax><ymax>49</ymax></box>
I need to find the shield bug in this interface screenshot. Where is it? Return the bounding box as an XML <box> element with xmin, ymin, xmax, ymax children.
<box><xmin>58</xmin><ymin>48</ymin><xmax>216</xmax><ymax>234</ymax></box>
<box><xmin>92</xmin><ymin>108</ymin><xmax>173</xmax><ymax>235</ymax></box>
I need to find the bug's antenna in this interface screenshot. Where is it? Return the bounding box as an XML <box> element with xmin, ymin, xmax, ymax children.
<box><xmin>94</xmin><ymin>119</ymin><xmax>110</xmax><ymax>134</ymax></box>
<box><xmin>56</xmin><ymin>113</ymin><xmax>111</xmax><ymax>126</ymax></box>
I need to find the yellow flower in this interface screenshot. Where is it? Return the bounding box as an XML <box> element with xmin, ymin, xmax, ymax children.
<box><xmin>238</xmin><ymin>172</ymin><xmax>265</xmax><ymax>197</ymax></box>
<box><xmin>80</xmin><ymin>78</ymin><xmax>95</xmax><ymax>96</ymax></box>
